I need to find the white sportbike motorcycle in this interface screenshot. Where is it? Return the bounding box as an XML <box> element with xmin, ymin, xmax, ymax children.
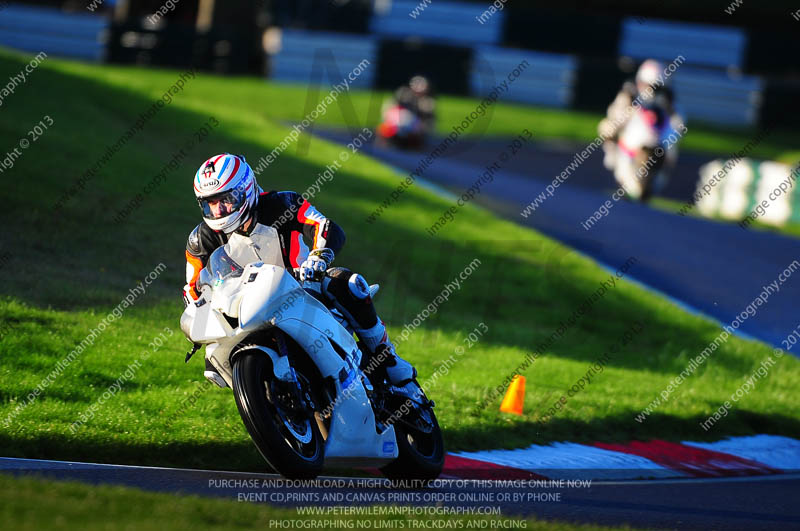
<box><xmin>180</xmin><ymin>224</ymin><xmax>444</xmax><ymax>479</ymax></box>
<box><xmin>611</xmin><ymin>103</ymin><xmax>683</xmax><ymax>202</ymax></box>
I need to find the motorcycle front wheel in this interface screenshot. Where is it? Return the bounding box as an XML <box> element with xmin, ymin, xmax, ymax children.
<box><xmin>381</xmin><ymin>396</ymin><xmax>444</xmax><ymax>481</ymax></box>
<box><xmin>232</xmin><ymin>351</ymin><xmax>324</xmax><ymax>479</ymax></box>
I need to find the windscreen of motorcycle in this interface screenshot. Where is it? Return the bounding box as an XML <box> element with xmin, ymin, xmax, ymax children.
<box><xmin>199</xmin><ymin>247</ymin><xmax>245</xmax><ymax>291</ymax></box>
<box><xmin>197</xmin><ymin>224</ymin><xmax>284</xmax><ymax>293</ymax></box>
<box><xmin>244</xmin><ymin>224</ymin><xmax>284</xmax><ymax>267</ymax></box>
<box><xmin>222</xmin><ymin>224</ymin><xmax>284</xmax><ymax>272</ymax></box>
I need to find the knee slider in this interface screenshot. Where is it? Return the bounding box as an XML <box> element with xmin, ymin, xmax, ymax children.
<box><xmin>322</xmin><ymin>267</ymin><xmax>366</xmax><ymax>301</ymax></box>
<box><xmin>347</xmin><ymin>273</ymin><xmax>370</xmax><ymax>300</ymax></box>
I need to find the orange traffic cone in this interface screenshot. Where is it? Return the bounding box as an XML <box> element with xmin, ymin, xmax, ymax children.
<box><xmin>499</xmin><ymin>375</ymin><xmax>525</xmax><ymax>415</ymax></box>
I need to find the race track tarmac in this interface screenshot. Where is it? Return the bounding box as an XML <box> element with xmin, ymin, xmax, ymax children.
<box><xmin>2</xmin><ymin>457</ymin><xmax>799</xmax><ymax>530</ymax></box>
<box><xmin>314</xmin><ymin>130</ymin><xmax>800</xmax><ymax>352</ymax></box>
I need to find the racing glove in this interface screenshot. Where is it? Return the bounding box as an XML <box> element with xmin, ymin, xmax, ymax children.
<box><xmin>298</xmin><ymin>248</ymin><xmax>335</xmax><ymax>282</ymax></box>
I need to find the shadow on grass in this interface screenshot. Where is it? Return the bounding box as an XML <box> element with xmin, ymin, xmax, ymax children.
<box><xmin>0</xmin><ymin>387</ymin><xmax>94</xmax><ymax>406</ymax></box>
<box><xmin>0</xmin><ymin>432</ymin><xmax>267</xmax><ymax>473</ymax></box>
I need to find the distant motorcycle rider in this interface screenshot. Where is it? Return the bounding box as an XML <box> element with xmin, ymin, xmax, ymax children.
<box><xmin>598</xmin><ymin>59</ymin><xmax>682</xmax><ymax>172</ymax></box>
<box><xmin>183</xmin><ymin>153</ymin><xmax>419</xmax><ymax>393</ymax></box>
<box><xmin>377</xmin><ymin>75</ymin><xmax>436</xmax><ymax>148</ymax></box>
<box><xmin>393</xmin><ymin>75</ymin><xmax>436</xmax><ymax>130</ymax></box>
<box><xmin>598</xmin><ymin>59</ymin><xmax>684</xmax><ymax>199</ymax></box>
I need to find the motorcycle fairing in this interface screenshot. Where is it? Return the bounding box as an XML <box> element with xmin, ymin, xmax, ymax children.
<box><xmin>182</xmin><ymin>223</ymin><xmax>397</xmax><ymax>464</ymax></box>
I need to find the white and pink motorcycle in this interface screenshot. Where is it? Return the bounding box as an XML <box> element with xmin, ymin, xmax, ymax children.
<box><xmin>180</xmin><ymin>224</ymin><xmax>444</xmax><ymax>479</ymax></box>
<box><xmin>611</xmin><ymin>103</ymin><xmax>685</xmax><ymax>201</ymax></box>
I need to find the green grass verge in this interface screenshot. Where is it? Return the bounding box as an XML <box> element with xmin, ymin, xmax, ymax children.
<box><xmin>0</xmin><ymin>48</ymin><xmax>798</xmax><ymax>474</ymax></box>
<box><xmin>0</xmin><ymin>474</ymin><xmax>625</xmax><ymax>531</ymax></box>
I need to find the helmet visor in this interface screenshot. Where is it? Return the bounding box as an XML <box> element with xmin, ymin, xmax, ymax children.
<box><xmin>198</xmin><ymin>188</ymin><xmax>246</xmax><ymax>220</ymax></box>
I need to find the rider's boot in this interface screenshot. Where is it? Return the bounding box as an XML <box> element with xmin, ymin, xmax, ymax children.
<box><xmin>204</xmin><ymin>357</ymin><xmax>228</xmax><ymax>388</ymax></box>
<box><xmin>356</xmin><ymin>319</ymin><xmax>421</xmax><ymax>397</ymax></box>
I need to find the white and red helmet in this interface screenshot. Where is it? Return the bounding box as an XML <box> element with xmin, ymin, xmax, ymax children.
<box><xmin>194</xmin><ymin>153</ymin><xmax>259</xmax><ymax>233</ymax></box>
<box><xmin>636</xmin><ymin>59</ymin><xmax>665</xmax><ymax>89</ymax></box>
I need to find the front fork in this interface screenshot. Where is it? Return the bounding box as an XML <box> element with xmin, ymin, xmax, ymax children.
<box><xmin>273</xmin><ymin>329</ymin><xmax>317</xmax><ymax>414</ymax></box>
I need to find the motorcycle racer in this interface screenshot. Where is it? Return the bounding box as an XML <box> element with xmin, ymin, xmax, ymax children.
<box><xmin>394</xmin><ymin>75</ymin><xmax>436</xmax><ymax>131</ymax></box>
<box><xmin>598</xmin><ymin>59</ymin><xmax>685</xmax><ymax>199</ymax></box>
<box><xmin>598</xmin><ymin>59</ymin><xmax>681</xmax><ymax>170</ymax></box>
<box><xmin>377</xmin><ymin>75</ymin><xmax>436</xmax><ymax>148</ymax></box>
<box><xmin>183</xmin><ymin>153</ymin><xmax>418</xmax><ymax>394</ymax></box>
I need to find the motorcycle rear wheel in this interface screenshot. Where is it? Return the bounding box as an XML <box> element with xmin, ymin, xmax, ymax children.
<box><xmin>232</xmin><ymin>351</ymin><xmax>324</xmax><ymax>479</ymax></box>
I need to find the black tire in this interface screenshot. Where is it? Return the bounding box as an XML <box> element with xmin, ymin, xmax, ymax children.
<box><xmin>381</xmin><ymin>404</ymin><xmax>445</xmax><ymax>481</ymax></box>
<box><xmin>636</xmin><ymin>148</ymin><xmax>665</xmax><ymax>202</ymax></box>
<box><xmin>232</xmin><ymin>351</ymin><xmax>324</xmax><ymax>479</ymax></box>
